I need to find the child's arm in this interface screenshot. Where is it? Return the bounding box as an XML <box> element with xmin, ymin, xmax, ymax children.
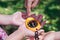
<box><xmin>0</xmin><ymin>14</ymin><xmax>12</xmax><ymax>25</ymax></box>
<box><xmin>0</xmin><ymin>12</ymin><xmax>25</xmax><ymax>25</ymax></box>
<box><xmin>5</xmin><ymin>29</ymin><xmax>25</xmax><ymax>40</ymax></box>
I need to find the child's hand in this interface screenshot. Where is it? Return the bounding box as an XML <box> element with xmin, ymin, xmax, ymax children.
<box><xmin>0</xmin><ymin>27</ymin><xmax>56</xmax><ymax>40</ymax></box>
<box><xmin>12</xmin><ymin>12</ymin><xmax>45</xmax><ymax>36</ymax></box>
<box><xmin>26</xmin><ymin>31</ymin><xmax>55</xmax><ymax>40</ymax></box>
<box><xmin>25</xmin><ymin>0</ymin><xmax>39</xmax><ymax>9</ymax></box>
<box><xmin>0</xmin><ymin>12</ymin><xmax>46</xmax><ymax>40</ymax></box>
<box><xmin>25</xmin><ymin>0</ymin><xmax>39</xmax><ymax>15</ymax></box>
<box><xmin>12</xmin><ymin>12</ymin><xmax>46</xmax><ymax>40</ymax></box>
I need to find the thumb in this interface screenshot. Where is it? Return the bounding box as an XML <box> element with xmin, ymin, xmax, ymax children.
<box><xmin>12</xmin><ymin>12</ymin><xmax>25</xmax><ymax>25</ymax></box>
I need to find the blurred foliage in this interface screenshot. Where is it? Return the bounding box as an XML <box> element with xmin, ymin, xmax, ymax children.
<box><xmin>0</xmin><ymin>0</ymin><xmax>60</xmax><ymax>34</ymax></box>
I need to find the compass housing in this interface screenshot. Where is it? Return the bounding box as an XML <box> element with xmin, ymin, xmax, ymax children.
<box><xmin>25</xmin><ymin>17</ymin><xmax>41</xmax><ymax>32</ymax></box>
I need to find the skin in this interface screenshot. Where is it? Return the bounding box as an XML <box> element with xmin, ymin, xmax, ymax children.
<box><xmin>5</xmin><ymin>26</ymin><xmax>44</xmax><ymax>40</ymax></box>
<box><xmin>0</xmin><ymin>14</ymin><xmax>12</xmax><ymax>25</ymax></box>
<box><xmin>24</xmin><ymin>0</ymin><xmax>60</xmax><ymax>40</ymax></box>
<box><xmin>39</xmin><ymin>31</ymin><xmax>55</xmax><ymax>40</ymax></box>
<box><xmin>0</xmin><ymin>12</ymin><xmax>60</xmax><ymax>40</ymax></box>
<box><xmin>5</xmin><ymin>0</ymin><xmax>60</xmax><ymax>40</ymax></box>
<box><xmin>42</xmin><ymin>32</ymin><xmax>60</xmax><ymax>40</ymax></box>
<box><xmin>0</xmin><ymin>12</ymin><xmax>45</xmax><ymax>40</ymax></box>
<box><xmin>5</xmin><ymin>29</ymin><xmax>25</xmax><ymax>40</ymax></box>
<box><xmin>1</xmin><ymin>0</ymin><xmax>60</xmax><ymax>40</ymax></box>
<box><xmin>30</xmin><ymin>31</ymin><xmax>60</xmax><ymax>40</ymax></box>
<box><xmin>25</xmin><ymin>0</ymin><xmax>39</xmax><ymax>15</ymax></box>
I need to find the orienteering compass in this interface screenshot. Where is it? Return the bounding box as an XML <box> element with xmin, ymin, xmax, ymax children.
<box><xmin>25</xmin><ymin>17</ymin><xmax>41</xmax><ymax>32</ymax></box>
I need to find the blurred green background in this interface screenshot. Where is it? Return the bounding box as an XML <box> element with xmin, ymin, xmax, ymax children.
<box><xmin>0</xmin><ymin>0</ymin><xmax>60</xmax><ymax>35</ymax></box>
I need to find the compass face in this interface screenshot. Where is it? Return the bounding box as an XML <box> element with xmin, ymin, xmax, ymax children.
<box><xmin>28</xmin><ymin>20</ymin><xmax>38</xmax><ymax>28</ymax></box>
<box><xmin>25</xmin><ymin>17</ymin><xmax>41</xmax><ymax>32</ymax></box>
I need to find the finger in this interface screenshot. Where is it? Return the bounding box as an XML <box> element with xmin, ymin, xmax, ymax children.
<box><xmin>26</xmin><ymin>0</ymin><xmax>32</xmax><ymax>15</ymax></box>
<box><xmin>30</xmin><ymin>14</ymin><xmax>37</xmax><ymax>20</ymax></box>
<box><xmin>25</xmin><ymin>0</ymin><xmax>27</xmax><ymax>8</ymax></box>
<box><xmin>26</xmin><ymin>38</ymin><xmax>30</xmax><ymax>40</ymax></box>
<box><xmin>38</xmin><ymin>30</ymin><xmax>45</xmax><ymax>40</ymax></box>
<box><xmin>38</xmin><ymin>29</ymin><xmax>44</xmax><ymax>35</ymax></box>
<box><xmin>41</xmin><ymin>21</ymin><xmax>46</xmax><ymax>28</ymax></box>
<box><xmin>26</xmin><ymin>29</ymin><xmax>44</xmax><ymax>36</ymax></box>
<box><xmin>29</xmin><ymin>36</ymin><xmax>34</xmax><ymax>40</ymax></box>
<box><xmin>26</xmin><ymin>36</ymin><xmax>34</xmax><ymax>40</ymax></box>
<box><xmin>31</xmin><ymin>0</ymin><xmax>39</xmax><ymax>8</ymax></box>
<box><xmin>39</xmin><ymin>31</ymin><xmax>55</xmax><ymax>40</ymax></box>
<box><xmin>37</xmin><ymin>14</ymin><xmax>43</xmax><ymax>22</ymax></box>
<box><xmin>22</xmin><ymin>12</ymin><xmax>28</xmax><ymax>19</ymax></box>
<box><xmin>12</xmin><ymin>12</ymin><xmax>25</xmax><ymax>25</ymax></box>
<box><xmin>26</xmin><ymin>29</ymin><xmax>44</xmax><ymax>40</ymax></box>
<box><xmin>25</xmin><ymin>0</ymin><xmax>32</xmax><ymax>8</ymax></box>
